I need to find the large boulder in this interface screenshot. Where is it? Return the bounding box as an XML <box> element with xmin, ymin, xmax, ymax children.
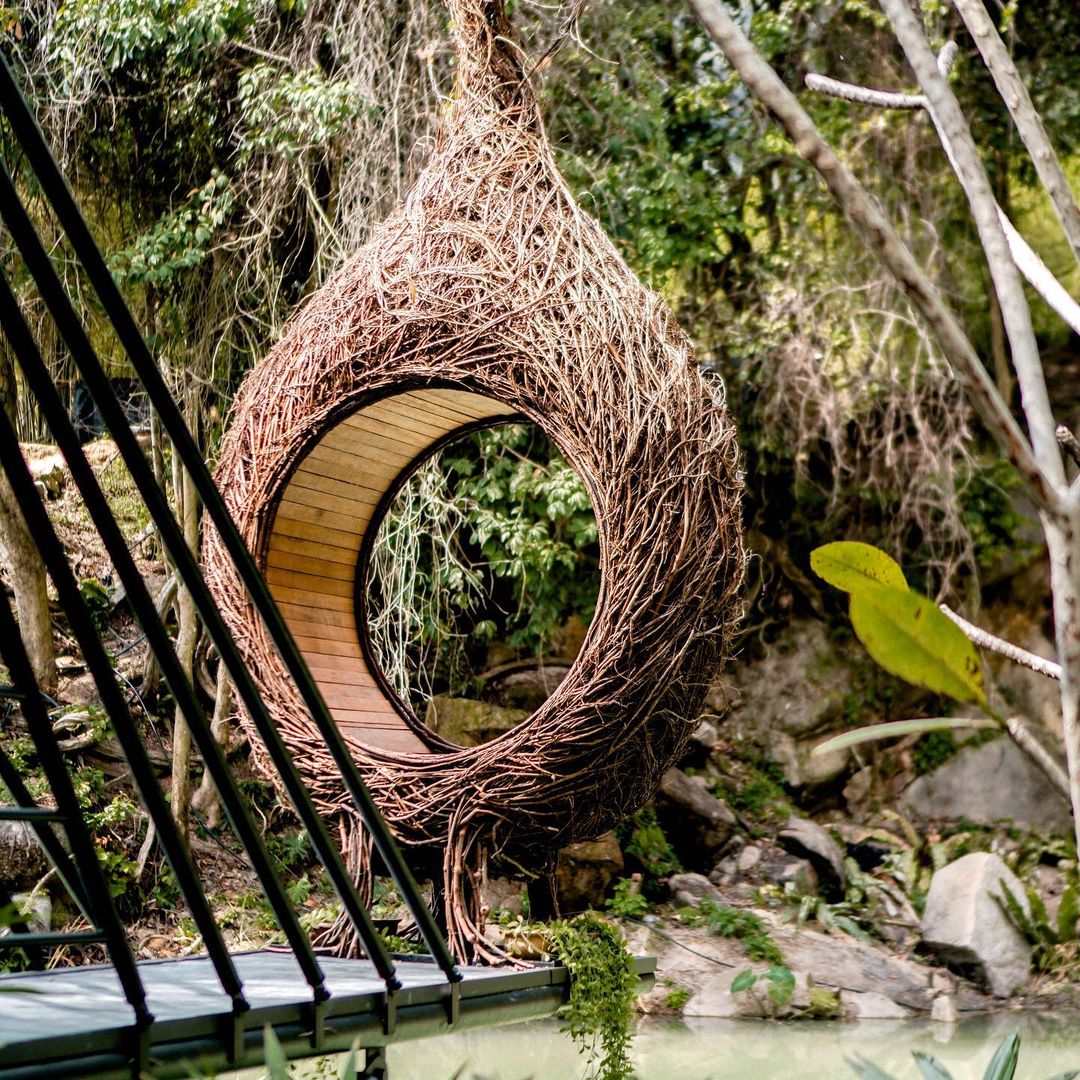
<box><xmin>555</xmin><ymin>832</ymin><xmax>623</xmax><ymax>911</ymax></box>
<box><xmin>653</xmin><ymin>768</ymin><xmax>736</xmax><ymax>866</ymax></box>
<box><xmin>706</xmin><ymin>619</ymin><xmax>855</xmax><ymax>790</ymax></box>
<box><xmin>902</xmin><ymin>736</ymin><xmax>1070</xmax><ymax>833</ymax></box>
<box><xmin>920</xmin><ymin>852</ymin><xmax>1031</xmax><ymax>998</ymax></box>
<box><xmin>424</xmin><ymin>696</ymin><xmax>529</xmax><ymax>747</ymax></box>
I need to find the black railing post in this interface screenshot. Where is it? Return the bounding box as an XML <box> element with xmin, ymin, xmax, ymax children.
<box><xmin>0</xmin><ymin>51</ymin><xmax>457</xmax><ymax>985</ymax></box>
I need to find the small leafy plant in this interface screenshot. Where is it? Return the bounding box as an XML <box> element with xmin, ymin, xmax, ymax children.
<box><xmin>849</xmin><ymin>1031</ymin><xmax>1078</xmax><ymax>1080</ymax></box>
<box><xmin>546</xmin><ymin>913</ymin><xmax>637</xmax><ymax>1080</ymax></box>
<box><xmin>731</xmin><ymin>963</ymin><xmax>796</xmax><ymax>1015</ymax></box>
<box><xmin>606</xmin><ymin>877</ymin><xmax>650</xmax><ymax>918</ymax></box>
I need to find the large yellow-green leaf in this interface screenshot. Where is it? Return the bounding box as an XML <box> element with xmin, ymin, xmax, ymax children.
<box><xmin>810</xmin><ymin>542</ymin><xmax>908</xmax><ymax>594</ymax></box>
<box><xmin>849</xmin><ymin>583</ymin><xmax>987</xmax><ymax>707</ymax></box>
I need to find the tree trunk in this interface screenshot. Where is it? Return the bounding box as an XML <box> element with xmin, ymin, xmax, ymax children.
<box><xmin>169</xmin><ymin>436</ymin><xmax>199</xmax><ymax>849</ymax></box>
<box><xmin>0</xmin><ymin>346</ymin><xmax>56</xmax><ymax>694</ymax></box>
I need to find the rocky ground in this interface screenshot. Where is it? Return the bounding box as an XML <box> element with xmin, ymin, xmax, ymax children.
<box><xmin>2</xmin><ymin>439</ymin><xmax>1077</xmax><ymax>1024</ymax></box>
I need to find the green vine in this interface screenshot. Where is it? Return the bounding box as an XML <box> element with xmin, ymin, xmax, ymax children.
<box><xmin>546</xmin><ymin>913</ymin><xmax>637</xmax><ymax>1080</ymax></box>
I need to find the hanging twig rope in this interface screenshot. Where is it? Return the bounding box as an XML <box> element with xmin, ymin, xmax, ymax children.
<box><xmin>206</xmin><ymin>0</ymin><xmax>744</xmax><ymax>961</ymax></box>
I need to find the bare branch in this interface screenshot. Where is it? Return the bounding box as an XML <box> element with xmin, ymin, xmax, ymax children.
<box><xmin>939</xmin><ymin>603</ymin><xmax>1062</xmax><ymax>681</ymax></box>
<box><xmin>804</xmin><ymin>72</ymin><xmax>923</xmax><ymax>110</ymax></box>
<box><xmin>1058</xmin><ymin>424</ymin><xmax>1080</xmax><ymax>469</ymax></box>
<box><xmin>1005</xmin><ymin>716</ymin><xmax>1071</xmax><ymax>799</ymax></box>
<box><xmin>953</xmin><ymin>0</ymin><xmax>1080</xmax><ymax>272</ymax></box>
<box><xmin>808</xmin><ymin>53</ymin><xmax>1080</xmax><ymax>339</ymax></box>
<box><xmin>684</xmin><ymin>0</ymin><xmax>1056</xmax><ymax>512</ymax></box>
<box><xmin>880</xmin><ymin>0</ymin><xmax>1066</xmax><ymax>495</ymax></box>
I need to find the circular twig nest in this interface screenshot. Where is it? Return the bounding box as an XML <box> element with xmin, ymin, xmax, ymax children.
<box><xmin>206</xmin><ymin>0</ymin><xmax>744</xmax><ymax>960</ymax></box>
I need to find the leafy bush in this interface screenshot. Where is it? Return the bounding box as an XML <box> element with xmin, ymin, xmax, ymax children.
<box><xmin>547</xmin><ymin>914</ymin><xmax>637</xmax><ymax>1080</ymax></box>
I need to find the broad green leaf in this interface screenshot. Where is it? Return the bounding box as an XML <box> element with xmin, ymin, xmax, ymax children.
<box><xmin>849</xmin><ymin>584</ymin><xmax>988</xmax><ymax>707</ymax></box>
<box><xmin>913</xmin><ymin>1052</ymin><xmax>955</xmax><ymax>1080</ymax></box>
<box><xmin>810</xmin><ymin>542</ymin><xmax>908</xmax><ymax>594</ymax></box>
<box><xmin>982</xmin><ymin>1032</ymin><xmax>1020</xmax><ymax>1080</ymax></box>
<box><xmin>765</xmin><ymin>964</ymin><xmax>795</xmax><ymax>986</ymax></box>
<box><xmin>263</xmin><ymin>1026</ymin><xmax>291</xmax><ymax>1080</ymax></box>
<box><xmin>813</xmin><ymin>717</ymin><xmax>997</xmax><ymax>757</ymax></box>
<box><xmin>848</xmin><ymin>1056</ymin><xmax>902</xmax><ymax>1080</ymax></box>
<box><xmin>730</xmin><ymin>968</ymin><xmax>757</xmax><ymax>993</ymax></box>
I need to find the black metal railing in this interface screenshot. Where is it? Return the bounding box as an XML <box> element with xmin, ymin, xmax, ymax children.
<box><xmin>0</xmin><ymin>49</ymin><xmax>460</xmax><ymax>1073</ymax></box>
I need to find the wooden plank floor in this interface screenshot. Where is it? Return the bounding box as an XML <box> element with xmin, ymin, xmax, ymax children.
<box><xmin>0</xmin><ymin>950</ymin><xmax>652</xmax><ymax>1078</ymax></box>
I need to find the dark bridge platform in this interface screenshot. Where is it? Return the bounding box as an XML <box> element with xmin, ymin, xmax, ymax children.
<box><xmin>0</xmin><ymin>951</ymin><xmax>654</xmax><ymax>1079</ymax></box>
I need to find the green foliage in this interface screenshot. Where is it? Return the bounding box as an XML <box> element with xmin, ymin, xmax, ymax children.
<box><xmin>605</xmin><ymin>878</ymin><xmax>650</xmax><ymax>918</ymax></box>
<box><xmin>730</xmin><ymin>963</ymin><xmax>796</xmax><ymax>1014</ymax></box>
<box><xmin>811</xmin><ymin>541</ymin><xmax>909</xmax><ymax>593</ymax></box>
<box><xmin>678</xmin><ymin>900</ymin><xmax>784</xmax><ymax>965</ymax></box>
<box><xmin>709</xmin><ymin>750</ymin><xmax>790</xmax><ymax>831</ymax></box>
<box><xmin>238</xmin><ymin>63</ymin><xmax>371</xmax><ymax>159</ymax></box>
<box><xmin>547</xmin><ymin>913</ymin><xmax>637</xmax><ymax>1080</ymax></box>
<box><xmin>368</xmin><ymin>424</ymin><xmax>600</xmax><ymax>708</ymax></box>
<box><xmin>110</xmin><ymin>172</ymin><xmax>233</xmax><ymax>287</ymax></box>
<box><xmin>997</xmin><ymin>875</ymin><xmax>1080</xmax><ymax>973</ymax></box>
<box><xmin>849</xmin><ymin>1031</ymin><xmax>1078</xmax><ymax>1080</ymax></box>
<box><xmin>663</xmin><ymin>985</ymin><xmax>690</xmax><ymax>1011</ymax></box>
<box><xmin>54</xmin><ymin>0</ymin><xmax>254</xmax><ymax>75</ymax></box>
<box><xmin>619</xmin><ymin>805</ymin><xmax>681</xmax><ymax>893</ymax></box>
<box><xmin>811</xmin><ymin>541</ymin><xmax>989</xmax><ymax>717</ymax></box>
<box><xmin>815</xmin><ymin>717</ymin><xmax>997</xmax><ymax>759</ymax></box>
<box><xmin>262</xmin><ymin>1024</ymin><xmax>291</xmax><ymax>1080</ymax></box>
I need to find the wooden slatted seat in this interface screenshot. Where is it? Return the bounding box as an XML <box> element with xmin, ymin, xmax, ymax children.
<box><xmin>264</xmin><ymin>388</ymin><xmax>516</xmax><ymax>754</ymax></box>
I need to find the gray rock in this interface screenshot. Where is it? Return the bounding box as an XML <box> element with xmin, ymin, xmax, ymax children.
<box><xmin>481</xmin><ymin>876</ymin><xmax>527</xmax><ymax>917</ymax></box>
<box><xmin>840</xmin><ymin>990</ymin><xmax>912</xmax><ymax>1020</ymax></box>
<box><xmin>902</xmin><ymin>736</ymin><xmax>1070</xmax><ymax>833</ymax></box>
<box><xmin>667</xmin><ymin>872</ymin><xmax>722</xmax><ymax>907</ymax></box>
<box><xmin>778</xmin><ymin>817</ymin><xmax>846</xmax><ymax>899</ymax></box>
<box><xmin>555</xmin><ymin>832</ymin><xmax>623</xmax><ymax>910</ymax></box>
<box><xmin>654</xmin><ymin>768</ymin><xmax>736</xmax><ymax>865</ymax></box>
<box><xmin>424</xmin><ymin>696</ymin><xmax>529</xmax><ymax>747</ymax></box>
<box><xmin>931</xmin><ymin>994</ymin><xmax>958</xmax><ymax>1023</ymax></box>
<box><xmin>9</xmin><ymin>893</ymin><xmax>51</xmax><ymax>935</ymax></box>
<box><xmin>0</xmin><ymin>822</ymin><xmax>49</xmax><ymax>888</ymax></box>
<box><xmin>624</xmin><ymin>911</ymin><xmax>977</xmax><ymax>1018</ymax></box>
<box><xmin>736</xmin><ymin>845</ymin><xmax>762</xmax><ymax>873</ymax></box>
<box><xmin>772</xmin><ymin>731</ymin><xmax>850</xmax><ymax>789</ymax></box>
<box><xmin>920</xmin><ymin>852</ymin><xmax>1031</xmax><ymax>997</ymax></box>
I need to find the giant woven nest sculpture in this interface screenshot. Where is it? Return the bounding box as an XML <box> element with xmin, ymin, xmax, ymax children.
<box><xmin>207</xmin><ymin>0</ymin><xmax>744</xmax><ymax>960</ymax></box>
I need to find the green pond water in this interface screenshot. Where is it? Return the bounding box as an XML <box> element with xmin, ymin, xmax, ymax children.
<box><xmin>270</xmin><ymin>1013</ymin><xmax>1080</xmax><ymax>1079</ymax></box>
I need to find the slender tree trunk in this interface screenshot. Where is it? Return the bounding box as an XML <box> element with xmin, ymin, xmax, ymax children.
<box><xmin>0</xmin><ymin>347</ymin><xmax>55</xmax><ymax>694</ymax></box>
<box><xmin>193</xmin><ymin>659</ymin><xmax>232</xmax><ymax>829</ymax></box>
<box><xmin>169</xmin><ymin>429</ymin><xmax>199</xmax><ymax>849</ymax></box>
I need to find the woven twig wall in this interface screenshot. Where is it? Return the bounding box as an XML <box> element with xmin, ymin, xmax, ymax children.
<box><xmin>206</xmin><ymin>0</ymin><xmax>745</xmax><ymax>961</ymax></box>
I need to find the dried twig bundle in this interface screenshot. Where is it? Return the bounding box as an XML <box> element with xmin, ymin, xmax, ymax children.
<box><xmin>206</xmin><ymin>0</ymin><xmax>744</xmax><ymax>960</ymax></box>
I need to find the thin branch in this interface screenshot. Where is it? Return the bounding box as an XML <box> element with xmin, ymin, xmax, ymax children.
<box><xmin>1058</xmin><ymin>424</ymin><xmax>1080</xmax><ymax>470</ymax></box>
<box><xmin>808</xmin><ymin>59</ymin><xmax>1080</xmax><ymax>338</ymax></box>
<box><xmin>1006</xmin><ymin>716</ymin><xmax>1071</xmax><ymax>800</ymax></box>
<box><xmin>804</xmin><ymin>73</ymin><xmax>923</xmax><ymax>110</ymax></box>
<box><xmin>952</xmin><ymin>0</ymin><xmax>1080</xmax><ymax>272</ymax></box>
<box><xmin>683</xmin><ymin>0</ymin><xmax>1056</xmax><ymax>512</ymax></box>
<box><xmin>939</xmin><ymin>603</ymin><xmax>1062</xmax><ymax>681</ymax></box>
<box><xmin>880</xmin><ymin>0</ymin><xmax>1067</xmax><ymax>496</ymax></box>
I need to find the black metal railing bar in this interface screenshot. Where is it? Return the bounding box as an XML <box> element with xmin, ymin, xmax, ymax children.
<box><xmin>0</xmin><ymin>52</ymin><xmax>460</xmax><ymax>990</ymax></box>
<box><xmin>0</xmin><ymin>584</ymin><xmax>150</xmax><ymax>1034</ymax></box>
<box><xmin>0</xmin><ymin>185</ymin><xmax>394</xmax><ymax>996</ymax></box>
